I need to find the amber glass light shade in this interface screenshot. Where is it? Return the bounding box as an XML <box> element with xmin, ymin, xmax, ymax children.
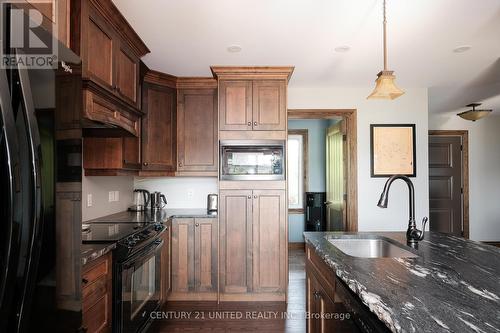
<box><xmin>367</xmin><ymin>71</ymin><xmax>405</xmax><ymax>100</ymax></box>
<box><xmin>457</xmin><ymin>110</ymin><xmax>492</xmax><ymax>121</ymax></box>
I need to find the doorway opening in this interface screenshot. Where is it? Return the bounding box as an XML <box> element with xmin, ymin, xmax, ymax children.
<box><xmin>428</xmin><ymin>130</ymin><xmax>469</xmax><ymax>238</ymax></box>
<box><xmin>287</xmin><ymin>109</ymin><xmax>357</xmax><ymax>247</ymax></box>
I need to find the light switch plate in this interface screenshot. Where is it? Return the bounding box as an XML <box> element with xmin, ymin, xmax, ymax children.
<box><xmin>87</xmin><ymin>194</ymin><xmax>93</xmax><ymax>207</ymax></box>
<box><xmin>108</xmin><ymin>191</ymin><xmax>114</xmax><ymax>202</ymax></box>
<box><xmin>114</xmin><ymin>191</ymin><xmax>119</xmax><ymax>201</ymax></box>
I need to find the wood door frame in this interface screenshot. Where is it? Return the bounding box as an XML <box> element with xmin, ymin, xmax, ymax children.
<box><xmin>429</xmin><ymin>130</ymin><xmax>469</xmax><ymax>239</ymax></box>
<box><xmin>288</xmin><ymin>129</ymin><xmax>309</xmax><ymax>214</ymax></box>
<box><xmin>288</xmin><ymin>109</ymin><xmax>358</xmax><ymax>232</ymax></box>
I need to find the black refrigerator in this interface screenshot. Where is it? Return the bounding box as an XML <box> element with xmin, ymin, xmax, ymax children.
<box><xmin>0</xmin><ymin>4</ymin><xmax>81</xmax><ymax>332</ymax></box>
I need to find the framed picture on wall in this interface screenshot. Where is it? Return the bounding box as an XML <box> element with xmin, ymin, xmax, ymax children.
<box><xmin>370</xmin><ymin>124</ymin><xmax>416</xmax><ymax>177</ymax></box>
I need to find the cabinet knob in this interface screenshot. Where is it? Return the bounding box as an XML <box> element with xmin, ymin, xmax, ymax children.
<box><xmin>313</xmin><ymin>291</ymin><xmax>321</xmax><ymax>300</ymax></box>
<box><xmin>247</xmin><ymin>195</ymin><xmax>251</xmax><ymax>199</ymax></box>
<box><xmin>143</xmin><ymin>162</ymin><xmax>149</xmax><ymax>166</ymax></box>
<box><xmin>195</xmin><ymin>223</ymin><xmax>199</xmax><ymax>227</ymax></box>
<box><xmin>82</xmin><ymin>278</ymin><xmax>88</xmax><ymax>285</ymax></box>
<box><xmin>179</xmin><ymin>162</ymin><xmax>183</xmax><ymax>167</ymax></box>
<box><xmin>253</xmin><ymin>195</ymin><xmax>257</xmax><ymax>199</ymax></box>
<box><xmin>247</xmin><ymin>122</ymin><xmax>251</xmax><ymax>126</ymax></box>
<box><xmin>253</xmin><ymin>122</ymin><xmax>257</xmax><ymax>126</ymax></box>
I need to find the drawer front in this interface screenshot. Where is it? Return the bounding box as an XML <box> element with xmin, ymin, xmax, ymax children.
<box><xmin>82</xmin><ymin>275</ymin><xmax>107</xmax><ymax>312</ymax></box>
<box><xmin>82</xmin><ymin>258</ymin><xmax>109</xmax><ymax>285</ymax></box>
<box><xmin>82</xmin><ymin>292</ymin><xmax>111</xmax><ymax>333</ymax></box>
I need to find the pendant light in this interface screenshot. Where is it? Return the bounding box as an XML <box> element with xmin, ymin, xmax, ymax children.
<box><xmin>457</xmin><ymin>103</ymin><xmax>492</xmax><ymax>121</ymax></box>
<box><xmin>367</xmin><ymin>0</ymin><xmax>405</xmax><ymax>100</ymax></box>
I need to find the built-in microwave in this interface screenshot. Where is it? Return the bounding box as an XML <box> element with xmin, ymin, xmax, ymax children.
<box><xmin>220</xmin><ymin>140</ymin><xmax>285</xmax><ymax>180</ymax></box>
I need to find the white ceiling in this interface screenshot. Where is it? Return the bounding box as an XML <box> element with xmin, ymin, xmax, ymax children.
<box><xmin>113</xmin><ymin>0</ymin><xmax>500</xmax><ymax>112</ymax></box>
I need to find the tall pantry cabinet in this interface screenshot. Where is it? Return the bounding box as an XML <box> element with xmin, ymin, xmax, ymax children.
<box><xmin>212</xmin><ymin>66</ymin><xmax>294</xmax><ymax>302</ymax></box>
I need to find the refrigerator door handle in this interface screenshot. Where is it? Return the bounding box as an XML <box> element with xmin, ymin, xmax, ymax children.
<box><xmin>0</xmin><ymin>67</ymin><xmax>20</xmax><ymax>330</ymax></box>
<box><xmin>14</xmin><ymin>58</ymin><xmax>44</xmax><ymax>332</ymax></box>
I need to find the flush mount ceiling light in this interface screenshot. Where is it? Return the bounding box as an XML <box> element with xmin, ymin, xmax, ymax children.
<box><xmin>227</xmin><ymin>45</ymin><xmax>242</xmax><ymax>53</ymax></box>
<box><xmin>457</xmin><ymin>103</ymin><xmax>492</xmax><ymax>121</ymax></box>
<box><xmin>367</xmin><ymin>0</ymin><xmax>404</xmax><ymax>100</ymax></box>
<box><xmin>334</xmin><ymin>45</ymin><xmax>351</xmax><ymax>53</ymax></box>
<box><xmin>453</xmin><ymin>45</ymin><xmax>472</xmax><ymax>53</ymax></box>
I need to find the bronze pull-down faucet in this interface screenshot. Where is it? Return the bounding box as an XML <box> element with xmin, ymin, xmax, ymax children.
<box><xmin>377</xmin><ymin>175</ymin><xmax>428</xmax><ymax>246</ymax></box>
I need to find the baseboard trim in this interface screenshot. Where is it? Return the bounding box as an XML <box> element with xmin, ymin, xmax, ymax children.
<box><xmin>288</xmin><ymin>242</ymin><xmax>305</xmax><ymax>251</ymax></box>
<box><xmin>483</xmin><ymin>241</ymin><xmax>500</xmax><ymax>248</ymax></box>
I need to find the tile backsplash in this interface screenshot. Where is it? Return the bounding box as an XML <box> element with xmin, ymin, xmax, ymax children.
<box><xmin>134</xmin><ymin>177</ymin><xmax>218</xmax><ymax>209</ymax></box>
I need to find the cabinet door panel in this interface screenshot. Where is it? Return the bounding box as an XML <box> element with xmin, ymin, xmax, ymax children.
<box><xmin>194</xmin><ymin>218</ymin><xmax>217</xmax><ymax>292</ymax></box>
<box><xmin>252</xmin><ymin>189</ymin><xmax>286</xmax><ymax>293</ymax></box>
<box><xmin>142</xmin><ymin>83</ymin><xmax>176</xmax><ymax>171</ymax></box>
<box><xmin>160</xmin><ymin>223</ymin><xmax>171</xmax><ymax>304</ymax></box>
<box><xmin>116</xmin><ymin>44</ymin><xmax>139</xmax><ymax>106</ymax></box>
<box><xmin>219</xmin><ymin>81</ymin><xmax>252</xmax><ymax>131</ymax></box>
<box><xmin>220</xmin><ymin>190</ymin><xmax>253</xmax><ymax>293</ymax></box>
<box><xmin>87</xmin><ymin>12</ymin><xmax>114</xmax><ymax>89</ymax></box>
<box><xmin>177</xmin><ymin>89</ymin><xmax>217</xmax><ymax>171</ymax></box>
<box><xmin>171</xmin><ymin>218</ymin><xmax>195</xmax><ymax>293</ymax></box>
<box><xmin>252</xmin><ymin>81</ymin><xmax>286</xmax><ymax>131</ymax></box>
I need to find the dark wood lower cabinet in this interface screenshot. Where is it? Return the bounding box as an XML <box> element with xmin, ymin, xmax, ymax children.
<box><xmin>81</xmin><ymin>252</ymin><xmax>112</xmax><ymax>333</ymax></box>
<box><xmin>306</xmin><ymin>245</ymin><xmax>389</xmax><ymax>333</ymax></box>
<box><xmin>160</xmin><ymin>221</ymin><xmax>172</xmax><ymax>305</ymax></box>
<box><xmin>170</xmin><ymin>217</ymin><xmax>218</xmax><ymax>300</ymax></box>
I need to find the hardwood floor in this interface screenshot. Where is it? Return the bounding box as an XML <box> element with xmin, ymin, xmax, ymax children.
<box><xmin>150</xmin><ymin>249</ymin><xmax>306</xmax><ymax>332</ymax></box>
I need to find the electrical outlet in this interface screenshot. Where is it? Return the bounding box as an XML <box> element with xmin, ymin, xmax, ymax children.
<box><xmin>114</xmin><ymin>191</ymin><xmax>119</xmax><ymax>201</ymax></box>
<box><xmin>187</xmin><ymin>190</ymin><xmax>194</xmax><ymax>199</ymax></box>
<box><xmin>87</xmin><ymin>194</ymin><xmax>93</xmax><ymax>207</ymax></box>
<box><xmin>108</xmin><ymin>191</ymin><xmax>114</xmax><ymax>202</ymax></box>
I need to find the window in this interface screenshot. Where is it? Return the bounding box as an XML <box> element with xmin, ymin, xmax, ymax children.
<box><xmin>288</xmin><ymin>130</ymin><xmax>308</xmax><ymax>213</ymax></box>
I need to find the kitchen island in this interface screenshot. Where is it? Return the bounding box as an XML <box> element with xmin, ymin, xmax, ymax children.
<box><xmin>304</xmin><ymin>231</ymin><xmax>500</xmax><ymax>333</ymax></box>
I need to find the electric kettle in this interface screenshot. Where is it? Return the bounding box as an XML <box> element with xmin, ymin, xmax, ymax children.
<box><xmin>129</xmin><ymin>189</ymin><xmax>150</xmax><ymax>212</ymax></box>
<box><xmin>150</xmin><ymin>191</ymin><xmax>167</xmax><ymax>212</ymax></box>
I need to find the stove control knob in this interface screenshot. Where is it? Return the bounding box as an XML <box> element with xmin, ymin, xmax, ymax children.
<box><xmin>154</xmin><ymin>224</ymin><xmax>163</xmax><ymax>231</ymax></box>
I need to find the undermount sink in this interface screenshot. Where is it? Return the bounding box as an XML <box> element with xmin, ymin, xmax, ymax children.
<box><xmin>328</xmin><ymin>237</ymin><xmax>418</xmax><ymax>258</ymax></box>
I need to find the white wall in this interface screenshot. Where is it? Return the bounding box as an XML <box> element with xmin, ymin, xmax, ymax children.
<box><xmin>82</xmin><ymin>176</ymin><xmax>134</xmax><ymax>221</ymax></box>
<box><xmin>288</xmin><ymin>85</ymin><xmax>429</xmax><ymax>232</ymax></box>
<box><xmin>134</xmin><ymin>177</ymin><xmax>218</xmax><ymax>209</ymax></box>
<box><xmin>429</xmin><ymin>112</ymin><xmax>500</xmax><ymax>241</ymax></box>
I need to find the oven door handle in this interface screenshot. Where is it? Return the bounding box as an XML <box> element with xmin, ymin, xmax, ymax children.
<box><xmin>122</xmin><ymin>239</ymin><xmax>163</xmax><ymax>270</ymax></box>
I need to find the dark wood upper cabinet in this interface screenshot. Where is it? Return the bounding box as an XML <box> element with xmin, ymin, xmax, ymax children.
<box><xmin>177</xmin><ymin>86</ymin><xmax>218</xmax><ymax>175</ymax></box>
<box><xmin>212</xmin><ymin>66</ymin><xmax>293</xmax><ymax>133</ymax></box>
<box><xmin>71</xmin><ymin>0</ymin><xmax>149</xmax><ymax>110</ymax></box>
<box><xmin>252</xmin><ymin>81</ymin><xmax>286</xmax><ymax>131</ymax></box>
<box><xmin>141</xmin><ymin>81</ymin><xmax>177</xmax><ymax>172</ymax></box>
<box><xmin>219</xmin><ymin>80</ymin><xmax>253</xmax><ymax>131</ymax></box>
<box><xmin>116</xmin><ymin>43</ymin><xmax>139</xmax><ymax>106</ymax></box>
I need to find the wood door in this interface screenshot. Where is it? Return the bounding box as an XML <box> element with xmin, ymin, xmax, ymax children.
<box><xmin>194</xmin><ymin>218</ymin><xmax>218</xmax><ymax>292</ymax></box>
<box><xmin>86</xmin><ymin>8</ymin><xmax>114</xmax><ymax>91</ymax></box>
<box><xmin>429</xmin><ymin>135</ymin><xmax>463</xmax><ymax>235</ymax></box>
<box><xmin>160</xmin><ymin>222</ymin><xmax>171</xmax><ymax>304</ymax></box>
<box><xmin>252</xmin><ymin>189</ymin><xmax>286</xmax><ymax>293</ymax></box>
<box><xmin>252</xmin><ymin>81</ymin><xmax>286</xmax><ymax>131</ymax></box>
<box><xmin>219</xmin><ymin>81</ymin><xmax>253</xmax><ymax>131</ymax></box>
<box><xmin>141</xmin><ymin>83</ymin><xmax>176</xmax><ymax>171</ymax></box>
<box><xmin>325</xmin><ymin>122</ymin><xmax>346</xmax><ymax>231</ymax></box>
<box><xmin>116</xmin><ymin>42</ymin><xmax>139</xmax><ymax>107</ymax></box>
<box><xmin>177</xmin><ymin>89</ymin><xmax>218</xmax><ymax>172</ymax></box>
<box><xmin>219</xmin><ymin>190</ymin><xmax>253</xmax><ymax>293</ymax></box>
<box><xmin>171</xmin><ymin>218</ymin><xmax>195</xmax><ymax>293</ymax></box>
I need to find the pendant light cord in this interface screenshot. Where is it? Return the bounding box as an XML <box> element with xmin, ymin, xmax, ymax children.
<box><xmin>383</xmin><ymin>0</ymin><xmax>388</xmax><ymax>71</ymax></box>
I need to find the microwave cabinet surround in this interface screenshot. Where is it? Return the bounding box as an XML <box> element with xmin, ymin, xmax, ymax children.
<box><xmin>220</xmin><ymin>140</ymin><xmax>285</xmax><ymax>181</ymax></box>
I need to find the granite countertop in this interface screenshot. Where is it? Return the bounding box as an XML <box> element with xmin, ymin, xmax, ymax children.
<box><xmin>304</xmin><ymin>231</ymin><xmax>500</xmax><ymax>333</ymax></box>
<box><xmin>84</xmin><ymin>208</ymin><xmax>217</xmax><ymax>224</ymax></box>
<box><xmin>81</xmin><ymin>242</ymin><xmax>116</xmax><ymax>266</ymax></box>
